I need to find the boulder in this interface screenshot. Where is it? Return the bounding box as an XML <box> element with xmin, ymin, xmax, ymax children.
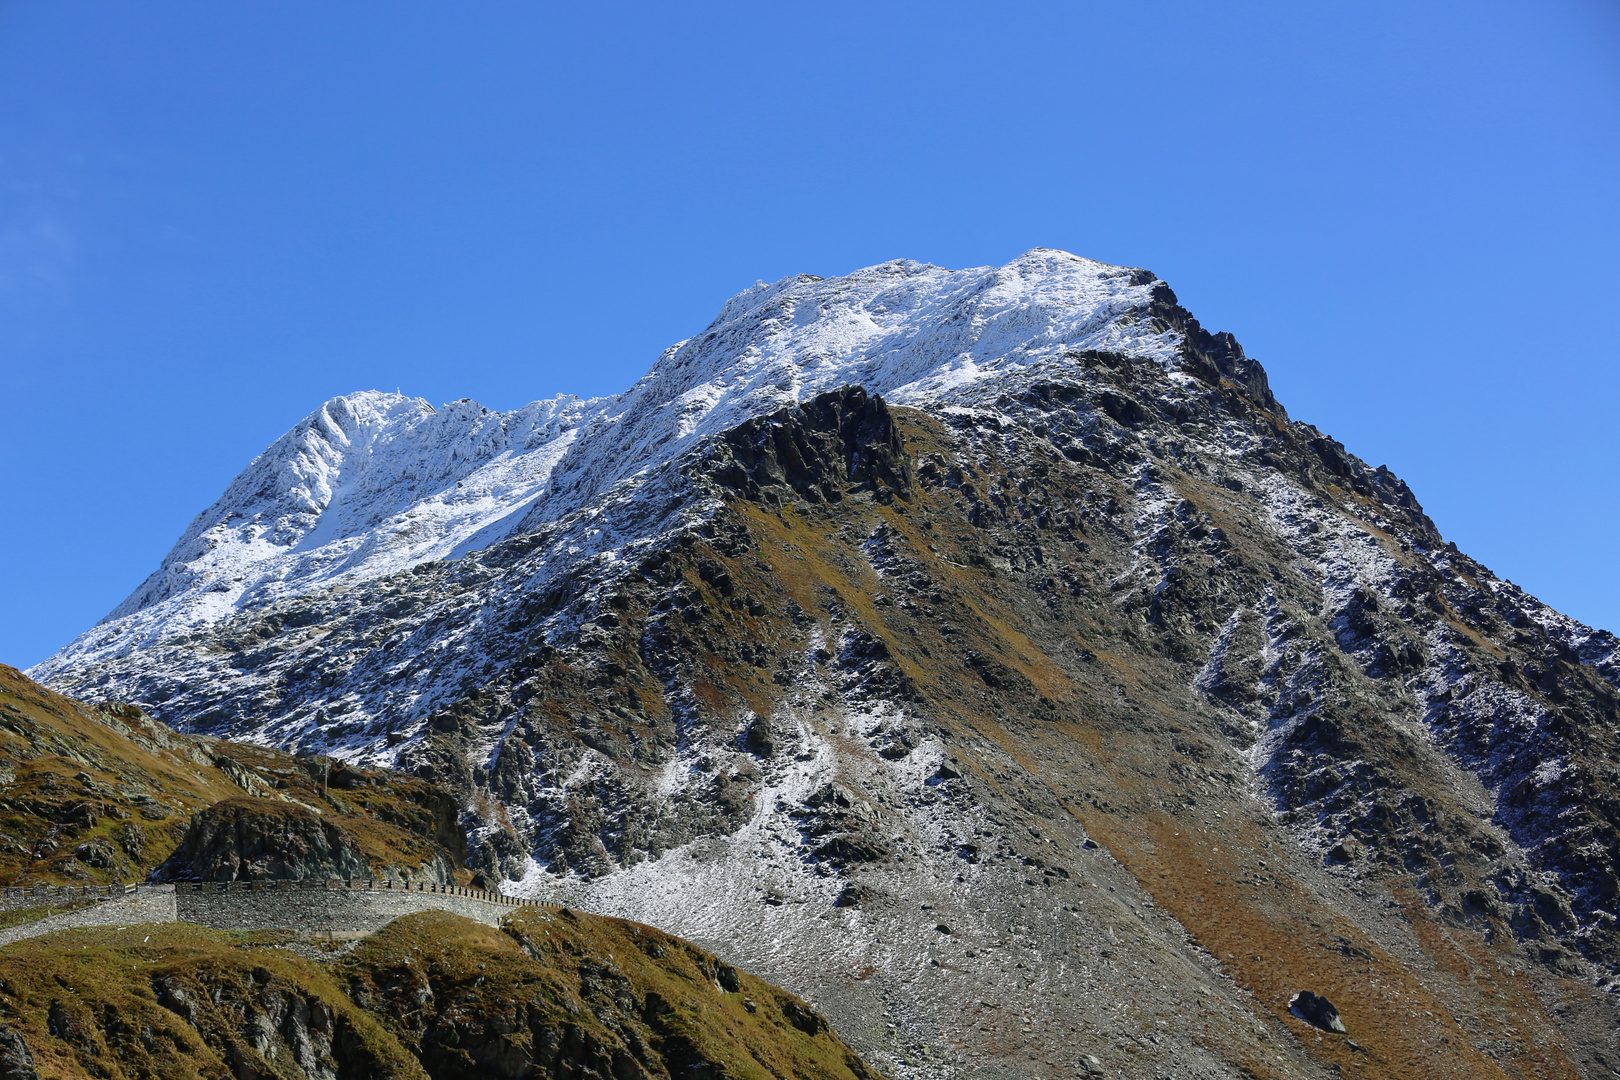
<box><xmin>834</xmin><ymin>883</ymin><xmax>877</xmax><ymax>909</ymax></box>
<box><xmin>1327</xmin><ymin>839</ymin><xmax>1366</xmax><ymax>863</ymax></box>
<box><xmin>1289</xmin><ymin>991</ymin><xmax>1347</xmax><ymax>1033</ymax></box>
<box><xmin>742</xmin><ymin>714</ymin><xmax>777</xmax><ymax>758</ymax></box>
<box><xmin>72</xmin><ymin>839</ymin><xmax>115</xmax><ymax>870</ymax></box>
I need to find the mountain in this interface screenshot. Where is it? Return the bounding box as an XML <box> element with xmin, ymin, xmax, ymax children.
<box><xmin>30</xmin><ymin>249</ymin><xmax>1620</xmax><ymax>1079</ymax></box>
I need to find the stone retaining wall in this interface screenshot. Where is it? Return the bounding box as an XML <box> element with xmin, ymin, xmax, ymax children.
<box><xmin>0</xmin><ymin>878</ymin><xmax>547</xmax><ymax>948</ymax></box>
<box><xmin>170</xmin><ymin>877</ymin><xmax>530</xmax><ymax>906</ymax></box>
<box><xmin>0</xmin><ymin>884</ymin><xmax>136</xmax><ymax>912</ymax></box>
<box><xmin>0</xmin><ymin>886</ymin><xmax>176</xmax><ymax>948</ymax></box>
<box><xmin>175</xmin><ymin>879</ymin><xmax>531</xmax><ymax>934</ymax></box>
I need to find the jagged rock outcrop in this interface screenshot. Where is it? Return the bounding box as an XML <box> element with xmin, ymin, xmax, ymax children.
<box><xmin>157</xmin><ymin>797</ymin><xmax>374</xmax><ymax>882</ymax></box>
<box><xmin>710</xmin><ymin>386</ymin><xmax>913</xmax><ymax>507</ymax></box>
<box><xmin>1</xmin><ymin>924</ymin><xmax>423</xmax><ymax>1080</ymax></box>
<box><xmin>347</xmin><ymin>909</ymin><xmax>876</xmax><ymax>1080</ymax></box>
<box><xmin>27</xmin><ymin>250</ymin><xmax>1620</xmax><ymax>1080</ymax></box>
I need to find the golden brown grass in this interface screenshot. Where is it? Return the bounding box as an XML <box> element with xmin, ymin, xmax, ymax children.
<box><xmin>0</xmin><ymin>664</ymin><xmax>466</xmax><ymax>888</ymax></box>
<box><xmin>0</xmin><ymin>909</ymin><xmax>879</xmax><ymax>1080</ymax></box>
<box><xmin>348</xmin><ymin>908</ymin><xmax>878</xmax><ymax>1080</ymax></box>
<box><xmin>0</xmin><ymin>921</ymin><xmax>425</xmax><ymax>1080</ymax></box>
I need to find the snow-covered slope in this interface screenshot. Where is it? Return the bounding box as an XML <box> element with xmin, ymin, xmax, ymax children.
<box><xmin>35</xmin><ymin>250</ymin><xmax>1178</xmax><ymax>679</ymax></box>
<box><xmin>526</xmin><ymin>250</ymin><xmax>1179</xmax><ymax>518</ymax></box>
<box><xmin>44</xmin><ymin>392</ymin><xmax>591</xmax><ymax>671</ymax></box>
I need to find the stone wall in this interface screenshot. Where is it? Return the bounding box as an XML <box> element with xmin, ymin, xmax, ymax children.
<box><xmin>173</xmin><ymin>879</ymin><xmax>531</xmax><ymax>933</ymax></box>
<box><xmin>0</xmin><ymin>878</ymin><xmax>546</xmax><ymax>948</ymax></box>
<box><xmin>0</xmin><ymin>886</ymin><xmax>176</xmax><ymax>948</ymax></box>
<box><xmin>0</xmin><ymin>884</ymin><xmax>133</xmax><ymax>912</ymax></box>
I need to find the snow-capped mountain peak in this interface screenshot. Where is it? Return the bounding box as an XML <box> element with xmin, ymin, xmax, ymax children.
<box><xmin>44</xmin><ymin>249</ymin><xmax>1177</xmax><ymax>670</ymax></box>
<box><xmin>94</xmin><ymin>389</ymin><xmax>592</xmax><ymax>643</ymax></box>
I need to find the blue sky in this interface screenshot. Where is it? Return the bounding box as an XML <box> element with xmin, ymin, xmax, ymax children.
<box><xmin>2</xmin><ymin>1</ymin><xmax>1617</xmax><ymax>667</ymax></box>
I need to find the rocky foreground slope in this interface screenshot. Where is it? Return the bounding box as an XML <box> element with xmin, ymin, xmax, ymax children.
<box><xmin>0</xmin><ymin>909</ymin><xmax>875</xmax><ymax>1080</ymax></box>
<box><xmin>29</xmin><ymin>250</ymin><xmax>1620</xmax><ymax>1078</ymax></box>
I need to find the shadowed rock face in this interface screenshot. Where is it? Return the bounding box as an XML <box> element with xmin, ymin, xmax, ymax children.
<box><xmin>158</xmin><ymin>797</ymin><xmax>373</xmax><ymax>882</ymax></box>
<box><xmin>28</xmin><ymin>254</ymin><xmax>1620</xmax><ymax>1079</ymax></box>
<box><xmin>1290</xmin><ymin>991</ymin><xmax>1347</xmax><ymax>1034</ymax></box>
<box><xmin>711</xmin><ymin>386</ymin><xmax>913</xmax><ymax>508</ymax></box>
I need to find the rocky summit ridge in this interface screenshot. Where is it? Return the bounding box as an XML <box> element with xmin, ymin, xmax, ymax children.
<box><xmin>28</xmin><ymin>249</ymin><xmax>1620</xmax><ymax>1079</ymax></box>
<box><xmin>39</xmin><ymin>250</ymin><xmax>1183</xmax><ymax>685</ymax></box>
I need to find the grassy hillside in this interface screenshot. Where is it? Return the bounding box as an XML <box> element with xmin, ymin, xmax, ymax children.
<box><xmin>0</xmin><ymin>664</ymin><xmax>465</xmax><ymax>888</ymax></box>
<box><xmin>0</xmin><ymin>909</ymin><xmax>880</xmax><ymax>1080</ymax></box>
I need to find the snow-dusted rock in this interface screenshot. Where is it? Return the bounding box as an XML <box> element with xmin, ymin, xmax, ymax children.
<box><xmin>37</xmin><ymin>251</ymin><xmax>1181</xmax><ymax>680</ymax></box>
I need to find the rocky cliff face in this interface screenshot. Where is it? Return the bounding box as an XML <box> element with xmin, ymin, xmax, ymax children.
<box><xmin>29</xmin><ymin>251</ymin><xmax>1620</xmax><ymax>1079</ymax></box>
<box><xmin>157</xmin><ymin>797</ymin><xmax>374</xmax><ymax>883</ymax></box>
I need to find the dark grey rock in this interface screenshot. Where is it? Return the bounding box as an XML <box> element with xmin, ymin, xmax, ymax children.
<box><xmin>1290</xmin><ymin>991</ymin><xmax>1347</xmax><ymax>1034</ymax></box>
<box><xmin>0</xmin><ymin>1022</ymin><xmax>38</xmax><ymax>1080</ymax></box>
<box><xmin>156</xmin><ymin>798</ymin><xmax>371</xmax><ymax>882</ymax></box>
<box><xmin>72</xmin><ymin>839</ymin><xmax>115</xmax><ymax>869</ymax></box>
<box><xmin>742</xmin><ymin>714</ymin><xmax>776</xmax><ymax>758</ymax></box>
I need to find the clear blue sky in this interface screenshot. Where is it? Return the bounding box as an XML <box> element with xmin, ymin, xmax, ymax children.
<box><xmin>2</xmin><ymin>1</ymin><xmax>1617</xmax><ymax>668</ymax></box>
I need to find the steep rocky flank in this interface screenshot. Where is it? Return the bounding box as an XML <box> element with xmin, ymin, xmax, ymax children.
<box><xmin>0</xmin><ymin>666</ymin><xmax>464</xmax><ymax>886</ymax></box>
<box><xmin>0</xmin><ymin>911</ymin><xmax>879</xmax><ymax>1080</ymax></box>
<box><xmin>30</xmin><ymin>252</ymin><xmax>1620</xmax><ymax>1078</ymax></box>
